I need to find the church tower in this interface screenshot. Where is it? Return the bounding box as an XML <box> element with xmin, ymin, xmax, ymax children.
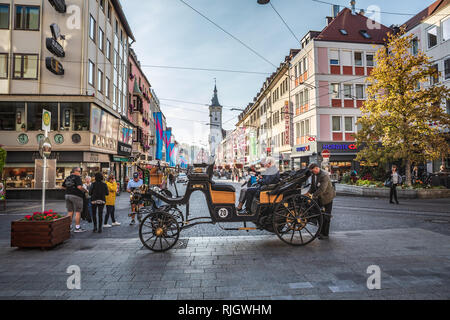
<box><xmin>209</xmin><ymin>82</ymin><xmax>223</xmax><ymax>161</ymax></box>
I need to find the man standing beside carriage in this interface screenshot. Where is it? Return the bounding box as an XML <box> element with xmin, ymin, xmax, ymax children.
<box><xmin>305</xmin><ymin>163</ymin><xmax>336</xmax><ymax>240</ymax></box>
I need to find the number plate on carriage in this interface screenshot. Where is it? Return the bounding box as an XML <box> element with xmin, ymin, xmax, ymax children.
<box><xmin>192</xmin><ymin>184</ymin><xmax>204</xmax><ymax>189</ymax></box>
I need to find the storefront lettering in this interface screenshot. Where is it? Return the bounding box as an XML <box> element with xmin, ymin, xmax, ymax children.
<box><xmin>296</xmin><ymin>146</ymin><xmax>310</xmax><ymax>152</ymax></box>
<box><xmin>322</xmin><ymin>144</ymin><xmax>357</xmax><ymax>151</ymax></box>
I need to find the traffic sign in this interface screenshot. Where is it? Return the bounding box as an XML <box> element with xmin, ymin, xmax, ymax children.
<box><xmin>42</xmin><ymin>109</ymin><xmax>51</xmax><ymax>132</ymax></box>
<box><xmin>322</xmin><ymin>149</ymin><xmax>330</xmax><ymax>159</ymax></box>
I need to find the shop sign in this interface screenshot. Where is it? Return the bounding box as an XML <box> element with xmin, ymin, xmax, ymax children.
<box><xmin>48</xmin><ymin>0</ymin><xmax>67</xmax><ymax>13</ymax></box>
<box><xmin>321</xmin><ymin>143</ymin><xmax>358</xmax><ymax>151</ymax></box>
<box><xmin>112</xmin><ymin>156</ymin><xmax>129</xmax><ymax>163</ymax></box>
<box><xmin>46</xmin><ymin>37</ymin><xmax>65</xmax><ymax>58</ymax></box>
<box><xmin>42</xmin><ymin>109</ymin><xmax>51</xmax><ymax>132</ymax></box>
<box><xmin>83</xmin><ymin>152</ymin><xmax>110</xmax><ymax>163</ymax></box>
<box><xmin>296</xmin><ymin>146</ymin><xmax>310</xmax><ymax>152</ymax></box>
<box><xmin>118</xmin><ymin>142</ymin><xmax>132</xmax><ymax>156</ymax></box>
<box><xmin>46</xmin><ymin>57</ymin><xmax>64</xmax><ymax>75</ymax></box>
<box><xmin>284</xmin><ymin>101</ymin><xmax>290</xmax><ymax>145</ymax></box>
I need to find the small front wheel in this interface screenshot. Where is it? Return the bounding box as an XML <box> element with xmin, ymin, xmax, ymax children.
<box><xmin>139</xmin><ymin>211</ymin><xmax>180</xmax><ymax>252</ymax></box>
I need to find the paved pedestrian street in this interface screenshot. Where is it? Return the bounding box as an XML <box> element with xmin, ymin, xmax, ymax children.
<box><xmin>0</xmin><ymin>181</ymin><xmax>449</xmax><ymax>300</ymax></box>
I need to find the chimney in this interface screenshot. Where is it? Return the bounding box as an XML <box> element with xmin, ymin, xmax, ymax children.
<box><xmin>359</xmin><ymin>9</ymin><xmax>365</xmax><ymax>15</ymax></box>
<box><xmin>332</xmin><ymin>5</ymin><xmax>340</xmax><ymax>18</ymax></box>
<box><xmin>350</xmin><ymin>0</ymin><xmax>356</xmax><ymax>15</ymax></box>
<box><xmin>326</xmin><ymin>16</ymin><xmax>333</xmax><ymax>25</ymax></box>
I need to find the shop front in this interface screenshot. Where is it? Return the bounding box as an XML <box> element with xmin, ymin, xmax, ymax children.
<box><xmin>112</xmin><ymin>141</ymin><xmax>133</xmax><ymax>191</ymax></box>
<box><xmin>291</xmin><ymin>143</ymin><xmax>318</xmax><ymax>170</ymax></box>
<box><xmin>318</xmin><ymin>142</ymin><xmax>359</xmax><ymax>178</ymax></box>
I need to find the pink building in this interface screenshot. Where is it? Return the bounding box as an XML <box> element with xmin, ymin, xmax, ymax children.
<box><xmin>290</xmin><ymin>4</ymin><xmax>391</xmax><ymax>175</ymax></box>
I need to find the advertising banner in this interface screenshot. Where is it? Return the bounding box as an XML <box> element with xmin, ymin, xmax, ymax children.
<box><xmin>169</xmin><ymin>143</ymin><xmax>176</xmax><ymax>167</ymax></box>
<box><xmin>153</xmin><ymin>112</ymin><xmax>163</xmax><ymax>160</ymax></box>
<box><xmin>163</xmin><ymin>129</ymin><xmax>172</xmax><ymax>163</ymax></box>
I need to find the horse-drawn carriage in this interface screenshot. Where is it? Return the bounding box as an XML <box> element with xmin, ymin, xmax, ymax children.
<box><xmin>136</xmin><ymin>163</ymin><xmax>324</xmax><ymax>252</ymax></box>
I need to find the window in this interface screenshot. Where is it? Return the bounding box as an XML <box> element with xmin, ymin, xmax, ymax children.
<box><xmin>360</xmin><ymin>30</ymin><xmax>371</xmax><ymax>39</ymax></box>
<box><xmin>366</xmin><ymin>54</ymin><xmax>374</xmax><ymax>67</ymax></box>
<box><xmin>344</xmin><ymin>84</ymin><xmax>353</xmax><ymax>99</ymax></box>
<box><xmin>443</xmin><ymin>18</ymin><xmax>450</xmax><ymax>42</ymax></box>
<box><xmin>339</xmin><ymin>29</ymin><xmax>348</xmax><ymax>35</ymax></box>
<box><xmin>355</xmin><ymin>84</ymin><xmax>365</xmax><ymax>99</ymax></box>
<box><xmin>445</xmin><ymin>58</ymin><xmax>450</xmax><ymax>80</ymax></box>
<box><xmin>305</xmin><ymin>119</ymin><xmax>310</xmax><ymax>136</ymax></box>
<box><xmin>0</xmin><ymin>102</ymin><xmax>25</xmax><ymax>131</ymax></box>
<box><xmin>105</xmin><ymin>77</ymin><xmax>110</xmax><ymax>99</ymax></box>
<box><xmin>115</xmin><ymin>19</ymin><xmax>118</xmax><ymax>34</ymax></box>
<box><xmin>0</xmin><ymin>54</ymin><xmax>7</xmax><ymax>78</ymax></box>
<box><xmin>13</xmin><ymin>54</ymin><xmax>38</xmax><ymax>79</ymax></box>
<box><xmin>88</xmin><ymin>60</ymin><xmax>95</xmax><ymax>86</ymax></box>
<box><xmin>100</xmin><ymin>0</ymin><xmax>105</xmax><ymax>12</ymax></box>
<box><xmin>345</xmin><ymin>117</ymin><xmax>353</xmax><ymax>131</ymax></box>
<box><xmin>447</xmin><ymin>99</ymin><xmax>450</xmax><ymax>115</ymax></box>
<box><xmin>411</xmin><ymin>38</ymin><xmax>419</xmax><ymax>55</ymax></box>
<box><xmin>98</xmin><ymin>69</ymin><xmax>103</xmax><ymax>92</ymax></box>
<box><xmin>331</xmin><ymin>83</ymin><xmax>340</xmax><ymax>99</ymax></box>
<box><xmin>98</xmin><ymin>28</ymin><xmax>104</xmax><ymax>52</ymax></box>
<box><xmin>107</xmin><ymin>2</ymin><xmax>111</xmax><ymax>21</ymax></box>
<box><xmin>354</xmin><ymin>52</ymin><xmax>363</xmax><ymax>66</ymax></box>
<box><xmin>428</xmin><ymin>26</ymin><xmax>438</xmax><ymax>48</ymax></box>
<box><xmin>27</xmin><ymin>102</ymin><xmax>58</xmax><ymax>131</ymax></box>
<box><xmin>303</xmin><ymin>57</ymin><xmax>308</xmax><ymax>72</ymax></box>
<box><xmin>60</xmin><ymin>103</ymin><xmax>90</xmax><ymax>131</ymax></box>
<box><xmin>89</xmin><ymin>15</ymin><xmax>96</xmax><ymax>42</ymax></box>
<box><xmin>356</xmin><ymin>117</ymin><xmax>362</xmax><ymax>132</ymax></box>
<box><xmin>106</xmin><ymin>39</ymin><xmax>111</xmax><ymax>60</ymax></box>
<box><xmin>330</xmin><ymin>50</ymin><xmax>339</xmax><ymax>65</ymax></box>
<box><xmin>431</xmin><ymin>64</ymin><xmax>439</xmax><ymax>85</ymax></box>
<box><xmin>332</xmin><ymin>116</ymin><xmax>341</xmax><ymax>131</ymax></box>
<box><xmin>0</xmin><ymin>4</ymin><xmax>9</xmax><ymax>29</ymax></box>
<box><xmin>15</xmin><ymin>5</ymin><xmax>40</xmax><ymax>30</ymax></box>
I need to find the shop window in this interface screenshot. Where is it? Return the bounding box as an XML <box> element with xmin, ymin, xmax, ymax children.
<box><xmin>15</xmin><ymin>5</ymin><xmax>39</xmax><ymax>30</ymax></box>
<box><xmin>27</xmin><ymin>102</ymin><xmax>58</xmax><ymax>131</ymax></box>
<box><xmin>3</xmin><ymin>167</ymin><xmax>34</xmax><ymax>189</ymax></box>
<box><xmin>0</xmin><ymin>102</ymin><xmax>25</xmax><ymax>131</ymax></box>
<box><xmin>60</xmin><ymin>102</ymin><xmax>90</xmax><ymax>131</ymax></box>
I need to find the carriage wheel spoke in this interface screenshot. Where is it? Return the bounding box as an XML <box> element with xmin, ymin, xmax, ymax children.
<box><xmin>303</xmin><ymin>226</ymin><xmax>314</xmax><ymax>238</ymax></box>
<box><xmin>298</xmin><ymin>229</ymin><xmax>304</xmax><ymax>243</ymax></box>
<box><xmin>144</xmin><ymin>235</ymin><xmax>156</xmax><ymax>243</ymax></box>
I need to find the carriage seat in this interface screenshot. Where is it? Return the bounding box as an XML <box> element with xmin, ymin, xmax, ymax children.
<box><xmin>210</xmin><ymin>183</ymin><xmax>235</xmax><ymax>193</ymax></box>
<box><xmin>260</xmin><ymin>184</ymin><xmax>278</xmax><ymax>191</ymax></box>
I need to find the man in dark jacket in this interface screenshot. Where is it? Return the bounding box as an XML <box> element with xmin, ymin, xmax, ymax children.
<box><xmin>305</xmin><ymin>163</ymin><xmax>336</xmax><ymax>240</ymax></box>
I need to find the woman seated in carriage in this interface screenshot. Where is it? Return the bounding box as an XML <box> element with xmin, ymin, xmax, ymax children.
<box><xmin>237</xmin><ymin>157</ymin><xmax>280</xmax><ymax>214</ymax></box>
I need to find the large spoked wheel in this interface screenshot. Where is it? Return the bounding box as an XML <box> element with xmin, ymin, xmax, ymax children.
<box><xmin>139</xmin><ymin>211</ymin><xmax>180</xmax><ymax>252</ymax></box>
<box><xmin>272</xmin><ymin>194</ymin><xmax>323</xmax><ymax>246</ymax></box>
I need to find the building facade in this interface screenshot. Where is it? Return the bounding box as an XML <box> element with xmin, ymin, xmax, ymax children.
<box><xmin>0</xmin><ymin>0</ymin><xmax>134</xmax><ymax>191</ymax></box>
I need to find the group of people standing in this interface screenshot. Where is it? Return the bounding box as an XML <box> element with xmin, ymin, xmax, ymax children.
<box><xmin>62</xmin><ymin>167</ymin><xmax>120</xmax><ymax>233</ymax></box>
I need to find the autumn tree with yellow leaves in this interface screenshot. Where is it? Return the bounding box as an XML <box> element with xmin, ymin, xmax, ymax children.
<box><xmin>356</xmin><ymin>28</ymin><xmax>450</xmax><ymax>187</ymax></box>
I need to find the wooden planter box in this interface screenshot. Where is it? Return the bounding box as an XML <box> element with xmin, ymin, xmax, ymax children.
<box><xmin>11</xmin><ymin>215</ymin><xmax>71</xmax><ymax>249</ymax></box>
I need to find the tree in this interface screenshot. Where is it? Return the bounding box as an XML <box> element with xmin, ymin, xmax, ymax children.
<box><xmin>355</xmin><ymin>28</ymin><xmax>450</xmax><ymax>187</ymax></box>
<box><xmin>0</xmin><ymin>147</ymin><xmax>6</xmax><ymax>180</ymax></box>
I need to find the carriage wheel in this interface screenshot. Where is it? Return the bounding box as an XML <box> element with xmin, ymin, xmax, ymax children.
<box><xmin>272</xmin><ymin>194</ymin><xmax>323</xmax><ymax>246</ymax></box>
<box><xmin>139</xmin><ymin>211</ymin><xmax>180</xmax><ymax>252</ymax></box>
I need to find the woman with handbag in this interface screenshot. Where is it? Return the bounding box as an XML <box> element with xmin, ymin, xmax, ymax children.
<box><xmin>90</xmin><ymin>172</ymin><xmax>109</xmax><ymax>233</ymax></box>
<box><xmin>388</xmin><ymin>165</ymin><xmax>402</xmax><ymax>205</ymax></box>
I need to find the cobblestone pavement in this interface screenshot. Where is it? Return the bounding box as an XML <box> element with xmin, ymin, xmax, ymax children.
<box><xmin>0</xmin><ymin>180</ymin><xmax>449</xmax><ymax>300</ymax></box>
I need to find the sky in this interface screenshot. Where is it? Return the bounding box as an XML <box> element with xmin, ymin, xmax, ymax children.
<box><xmin>121</xmin><ymin>0</ymin><xmax>436</xmax><ymax>146</ymax></box>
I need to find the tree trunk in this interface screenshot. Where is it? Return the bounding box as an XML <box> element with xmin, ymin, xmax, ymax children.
<box><xmin>405</xmin><ymin>158</ymin><xmax>412</xmax><ymax>187</ymax></box>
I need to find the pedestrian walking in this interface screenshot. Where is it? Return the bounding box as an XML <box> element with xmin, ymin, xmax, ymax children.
<box><xmin>62</xmin><ymin>167</ymin><xmax>89</xmax><ymax>233</ymax></box>
<box><xmin>82</xmin><ymin>176</ymin><xmax>93</xmax><ymax>223</ymax></box>
<box><xmin>305</xmin><ymin>163</ymin><xmax>336</xmax><ymax>240</ymax></box>
<box><xmin>104</xmin><ymin>174</ymin><xmax>121</xmax><ymax>228</ymax></box>
<box><xmin>388</xmin><ymin>165</ymin><xmax>402</xmax><ymax>205</ymax></box>
<box><xmin>90</xmin><ymin>172</ymin><xmax>109</xmax><ymax>233</ymax></box>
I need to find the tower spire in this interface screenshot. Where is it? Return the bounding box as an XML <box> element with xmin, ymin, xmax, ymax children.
<box><xmin>211</xmin><ymin>80</ymin><xmax>220</xmax><ymax>107</ymax></box>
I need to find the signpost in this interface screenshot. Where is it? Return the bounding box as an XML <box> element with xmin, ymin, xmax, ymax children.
<box><xmin>322</xmin><ymin>149</ymin><xmax>330</xmax><ymax>159</ymax></box>
<box><xmin>40</xmin><ymin>110</ymin><xmax>52</xmax><ymax>213</ymax></box>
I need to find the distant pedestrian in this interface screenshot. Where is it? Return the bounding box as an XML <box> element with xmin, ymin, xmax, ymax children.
<box><xmin>104</xmin><ymin>174</ymin><xmax>120</xmax><ymax>228</ymax></box>
<box><xmin>62</xmin><ymin>167</ymin><xmax>89</xmax><ymax>233</ymax></box>
<box><xmin>412</xmin><ymin>166</ymin><xmax>419</xmax><ymax>184</ymax></box>
<box><xmin>82</xmin><ymin>176</ymin><xmax>93</xmax><ymax>223</ymax></box>
<box><xmin>90</xmin><ymin>172</ymin><xmax>109</xmax><ymax>233</ymax></box>
<box><xmin>306</xmin><ymin>163</ymin><xmax>336</xmax><ymax>240</ymax></box>
<box><xmin>389</xmin><ymin>165</ymin><xmax>402</xmax><ymax>205</ymax></box>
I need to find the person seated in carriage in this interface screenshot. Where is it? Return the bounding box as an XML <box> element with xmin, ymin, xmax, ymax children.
<box><xmin>237</xmin><ymin>157</ymin><xmax>280</xmax><ymax>214</ymax></box>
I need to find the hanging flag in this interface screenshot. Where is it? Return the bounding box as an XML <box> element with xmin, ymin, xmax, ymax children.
<box><xmin>169</xmin><ymin>143</ymin><xmax>176</xmax><ymax>167</ymax></box>
<box><xmin>153</xmin><ymin>112</ymin><xmax>163</xmax><ymax>160</ymax></box>
<box><xmin>163</xmin><ymin>129</ymin><xmax>172</xmax><ymax>163</ymax></box>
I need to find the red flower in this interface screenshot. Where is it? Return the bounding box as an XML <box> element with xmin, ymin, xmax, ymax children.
<box><xmin>49</xmin><ymin>210</ymin><xmax>53</xmax><ymax>213</ymax></box>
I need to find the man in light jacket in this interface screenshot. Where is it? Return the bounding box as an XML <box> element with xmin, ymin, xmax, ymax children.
<box><xmin>305</xmin><ymin>163</ymin><xmax>336</xmax><ymax>240</ymax></box>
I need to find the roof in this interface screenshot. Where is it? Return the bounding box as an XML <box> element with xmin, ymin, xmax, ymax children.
<box><xmin>315</xmin><ymin>8</ymin><xmax>392</xmax><ymax>45</ymax></box>
<box><xmin>110</xmin><ymin>0</ymin><xmax>136</xmax><ymax>42</ymax></box>
<box><xmin>210</xmin><ymin>85</ymin><xmax>221</xmax><ymax>107</ymax></box>
<box><xmin>403</xmin><ymin>0</ymin><xmax>450</xmax><ymax>32</ymax></box>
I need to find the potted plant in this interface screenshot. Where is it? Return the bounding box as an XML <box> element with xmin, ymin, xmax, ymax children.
<box><xmin>11</xmin><ymin>211</ymin><xmax>71</xmax><ymax>249</ymax></box>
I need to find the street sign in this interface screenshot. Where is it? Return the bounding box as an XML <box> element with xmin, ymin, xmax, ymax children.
<box><xmin>42</xmin><ymin>109</ymin><xmax>51</xmax><ymax>132</ymax></box>
<box><xmin>322</xmin><ymin>149</ymin><xmax>330</xmax><ymax>159</ymax></box>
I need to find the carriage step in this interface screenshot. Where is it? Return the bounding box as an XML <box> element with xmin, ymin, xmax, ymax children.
<box><xmin>221</xmin><ymin>227</ymin><xmax>258</xmax><ymax>231</ymax></box>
